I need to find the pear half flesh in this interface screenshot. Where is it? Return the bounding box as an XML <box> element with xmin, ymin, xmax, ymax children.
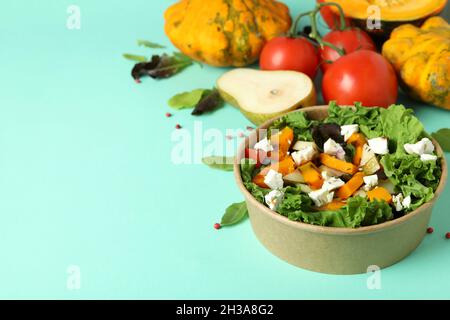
<box><xmin>217</xmin><ymin>68</ymin><xmax>316</xmax><ymax>125</ymax></box>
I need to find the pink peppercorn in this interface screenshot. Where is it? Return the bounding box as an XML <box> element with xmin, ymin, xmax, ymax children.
<box><xmin>175</xmin><ymin>124</ymin><xmax>182</xmax><ymax>129</ymax></box>
<box><xmin>427</xmin><ymin>227</ymin><xmax>434</xmax><ymax>234</ymax></box>
<box><xmin>214</xmin><ymin>223</ymin><xmax>221</xmax><ymax>230</ymax></box>
<box><xmin>165</xmin><ymin>112</ymin><xmax>172</xmax><ymax>118</ymax></box>
<box><xmin>446</xmin><ymin>232</ymin><xmax>450</xmax><ymax>239</ymax></box>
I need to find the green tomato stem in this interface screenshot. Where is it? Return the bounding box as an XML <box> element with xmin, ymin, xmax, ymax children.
<box><xmin>289</xmin><ymin>11</ymin><xmax>313</xmax><ymax>37</ymax></box>
<box><xmin>308</xmin><ymin>4</ymin><xmax>346</xmax><ymax>56</ymax></box>
<box><xmin>288</xmin><ymin>2</ymin><xmax>347</xmax><ymax>57</ymax></box>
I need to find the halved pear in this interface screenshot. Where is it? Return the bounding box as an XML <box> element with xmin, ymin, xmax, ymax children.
<box><xmin>283</xmin><ymin>170</ymin><xmax>306</xmax><ymax>184</ymax></box>
<box><xmin>217</xmin><ymin>68</ymin><xmax>316</xmax><ymax>125</ymax></box>
<box><xmin>360</xmin><ymin>144</ymin><xmax>380</xmax><ymax>175</ymax></box>
<box><xmin>318</xmin><ymin>165</ymin><xmax>346</xmax><ymax>177</ymax></box>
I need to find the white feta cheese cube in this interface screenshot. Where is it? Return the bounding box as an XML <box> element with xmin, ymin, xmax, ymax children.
<box><xmin>324</xmin><ymin>138</ymin><xmax>346</xmax><ymax>160</ymax></box>
<box><xmin>368</xmin><ymin>137</ymin><xmax>389</xmax><ymax>155</ymax></box>
<box><xmin>264</xmin><ymin>169</ymin><xmax>284</xmax><ymax>190</ymax></box>
<box><xmin>308</xmin><ymin>189</ymin><xmax>334</xmax><ymax>207</ymax></box>
<box><xmin>422</xmin><ymin>138</ymin><xmax>435</xmax><ymax>154</ymax></box>
<box><xmin>265</xmin><ymin>190</ymin><xmax>284</xmax><ymax>211</ymax></box>
<box><xmin>254</xmin><ymin>137</ymin><xmax>273</xmax><ymax>152</ymax></box>
<box><xmin>322</xmin><ymin>177</ymin><xmax>345</xmax><ymax>191</ymax></box>
<box><xmin>404</xmin><ymin>137</ymin><xmax>435</xmax><ymax>156</ymax></box>
<box><xmin>420</xmin><ymin>154</ymin><xmax>438</xmax><ymax>162</ymax></box>
<box><xmin>291</xmin><ymin>145</ymin><xmax>317</xmax><ymax>166</ymax></box>
<box><xmin>402</xmin><ymin>195</ymin><xmax>411</xmax><ymax>209</ymax></box>
<box><xmin>292</xmin><ymin>141</ymin><xmax>318</xmax><ymax>152</ymax></box>
<box><xmin>341</xmin><ymin>124</ymin><xmax>359</xmax><ymax>141</ymax></box>
<box><xmin>392</xmin><ymin>193</ymin><xmax>404</xmax><ymax>212</ymax></box>
<box><xmin>363</xmin><ymin>174</ymin><xmax>379</xmax><ymax>191</ymax></box>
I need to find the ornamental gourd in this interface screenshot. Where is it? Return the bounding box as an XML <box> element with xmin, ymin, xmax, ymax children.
<box><xmin>382</xmin><ymin>17</ymin><xmax>450</xmax><ymax>110</ymax></box>
<box><xmin>164</xmin><ymin>0</ymin><xmax>291</xmax><ymax>67</ymax></box>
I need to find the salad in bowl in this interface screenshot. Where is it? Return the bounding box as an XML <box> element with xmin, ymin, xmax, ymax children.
<box><xmin>240</xmin><ymin>102</ymin><xmax>443</xmax><ymax>228</ymax></box>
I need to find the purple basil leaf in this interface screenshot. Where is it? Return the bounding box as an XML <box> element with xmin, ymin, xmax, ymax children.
<box><xmin>131</xmin><ymin>54</ymin><xmax>192</xmax><ymax>81</ymax></box>
<box><xmin>191</xmin><ymin>89</ymin><xmax>224</xmax><ymax>116</ymax></box>
<box><xmin>312</xmin><ymin>123</ymin><xmax>344</xmax><ymax>151</ymax></box>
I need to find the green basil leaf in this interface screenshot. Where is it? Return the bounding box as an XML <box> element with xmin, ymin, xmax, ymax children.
<box><xmin>432</xmin><ymin>128</ymin><xmax>450</xmax><ymax>152</ymax></box>
<box><xmin>123</xmin><ymin>53</ymin><xmax>147</xmax><ymax>62</ymax></box>
<box><xmin>169</xmin><ymin>89</ymin><xmax>209</xmax><ymax>110</ymax></box>
<box><xmin>202</xmin><ymin>156</ymin><xmax>234</xmax><ymax>171</ymax></box>
<box><xmin>172</xmin><ymin>52</ymin><xmax>192</xmax><ymax>62</ymax></box>
<box><xmin>221</xmin><ymin>202</ymin><xmax>248</xmax><ymax>226</ymax></box>
<box><xmin>137</xmin><ymin>40</ymin><xmax>166</xmax><ymax>49</ymax></box>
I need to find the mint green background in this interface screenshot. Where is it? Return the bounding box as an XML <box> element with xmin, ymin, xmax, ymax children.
<box><xmin>0</xmin><ymin>0</ymin><xmax>449</xmax><ymax>299</ymax></box>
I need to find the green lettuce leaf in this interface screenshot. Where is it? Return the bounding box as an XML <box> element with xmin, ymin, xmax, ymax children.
<box><xmin>276</xmin><ymin>186</ymin><xmax>393</xmax><ymax>228</ymax></box>
<box><xmin>326</xmin><ymin>103</ymin><xmax>427</xmax><ymax>153</ymax></box>
<box><xmin>270</xmin><ymin>111</ymin><xmax>316</xmax><ymax>141</ymax></box>
<box><xmin>286</xmin><ymin>196</ymin><xmax>393</xmax><ymax>228</ymax></box>
<box><xmin>277</xmin><ymin>186</ymin><xmax>314</xmax><ymax>217</ymax></box>
<box><xmin>379</xmin><ymin>105</ymin><xmax>425</xmax><ymax>154</ymax></box>
<box><xmin>381</xmin><ymin>153</ymin><xmax>441</xmax><ymax>211</ymax></box>
<box><xmin>243</xmin><ymin>182</ymin><xmax>270</xmax><ymax>203</ymax></box>
<box><xmin>360</xmin><ymin>198</ymin><xmax>394</xmax><ymax>226</ymax></box>
<box><xmin>325</xmin><ymin>101</ymin><xmax>383</xmax><ymax>138</ymax></box>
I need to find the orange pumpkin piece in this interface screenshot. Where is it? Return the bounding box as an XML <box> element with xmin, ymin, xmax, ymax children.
<box><xmin>252</xmin><ymin>157</ymin><xmax>296</xmax><ymax>188</ymax></box>
<box><xmin>367</xmin><ymin>187</ymin><xmax>393</xmax><ymax>204</ymax></box>
<box><xmin>262</xmin><ymin>157</ymin><xmax>296</xmax><ymax>176</ymax></box>
<box><xmin>319</xmin><ymin>153</ymin><xmax>358</xmax><ymax>175</ymax></box>
<box><xmin>353</xmin><ymin>144</ymin><xmax>364</xmax><ymax>166</ymax></box>
<box><xmin>269</xmin><ymin>127</ymin><xmax>294</xmax><ymax>161</ymax></box>
<box><xmin>347</xmin><ymin>133</ymin><xmax>367</xmax><ymax>166</ymax></box>
<box><xmin>347</xmin><ymin>133</ymin><xmax>367</xmax><ymax>147</ymax></box>
<box><xmin>299</xmin><ymin>162</ymin><xmax>323</xmax><ymax>190</ymax></box>
<box><xmin>336</xmin><ymin>172</ymin><xmax>365</xmax><ymax>199</ymax></box>
<box><xmin>252</xmin><ymin>174</ymin><xmax>267</xmax><ymax>188</ymax></box>
<box><xmin>317</xmin><ymin>200</ymin><xmax>347</xmax><ymax>211</ymax></box>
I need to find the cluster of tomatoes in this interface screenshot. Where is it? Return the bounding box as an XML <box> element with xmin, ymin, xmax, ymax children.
<box><xmin>259</xmin><ymin>6</ymin><xmax>398</xmax><ymax>108</ymax></box>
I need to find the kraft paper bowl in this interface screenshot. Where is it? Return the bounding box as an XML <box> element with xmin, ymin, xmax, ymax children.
<box><xmin>234</xmin><ymin>105</ymin><xmax>447</xmax><ymax>275</ymax></box>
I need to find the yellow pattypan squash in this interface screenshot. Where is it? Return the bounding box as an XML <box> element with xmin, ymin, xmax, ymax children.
<box><xmin>382</xmin><ymin>16</ymin><xmax>450</xmax><ymax>110</ymax></box>
<box><xmin>164</xmin><ymin>0</ymin><xmax>291</xmax><ymax>67</ymax></box>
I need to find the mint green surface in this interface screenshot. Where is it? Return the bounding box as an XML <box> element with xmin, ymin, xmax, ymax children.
<box><xmin>0</xmin><ymin>0</ymin><xmax>449</xmax><ymax>299</ymax></box>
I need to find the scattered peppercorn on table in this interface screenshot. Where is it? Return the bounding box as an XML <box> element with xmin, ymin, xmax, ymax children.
<box><xmin>0</xmin><ymin>0</ymin><xmax>448</xmax><ymax>299</ymax></box>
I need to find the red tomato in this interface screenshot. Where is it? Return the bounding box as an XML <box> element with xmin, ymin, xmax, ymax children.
<box><xmin>320</xmin><ymin>29</ymin><xmax>376</xmax><ymax>72</ymax></box>
<box><xmin>260</xmin><ymin>37</ymin><xmax>319</xmax><ymax>79</ymax></box>
<box><xmin>322</xmin><ymin>50</ymin><xmax>398</xmax><ymax>108</ymax></box>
